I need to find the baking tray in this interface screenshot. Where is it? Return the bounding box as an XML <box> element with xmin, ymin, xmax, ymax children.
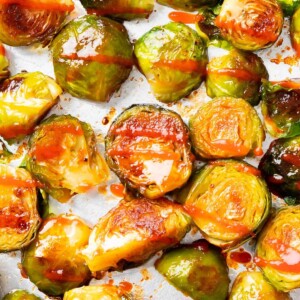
<box><xmin>0</xmin><ymin>1</ymin><xmax>300</xmax><ymax>299</ymax></box>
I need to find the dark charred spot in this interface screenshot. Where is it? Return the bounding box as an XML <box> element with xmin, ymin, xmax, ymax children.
<box><xmin>0</xmin><ymin>77</ymin><xmax>24</xmax><ymax>93</ymax></box>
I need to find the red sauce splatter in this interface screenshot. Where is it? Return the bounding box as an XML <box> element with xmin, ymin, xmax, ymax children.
<box><xmin>230</xmin><ymin>250</ymin><xmax>252</xmax><ymax>264</ymax></box>
<box><xmin>168</xmin><ymin>11</ymin><xmax>204</xmax><ymax>24</ymax></box>
<box><xmin>282</xmin><ymin>153</ymin><xmax>300</xmax><ymax>167</ymax></box>
<box><xmin>0</xmin><ymin>44</ymin><xmax>5</xmax><ymax>56</ymax></box>
<box><xmin>110</xmin><ymin>183</ymin><xmax>125</xmax><ymax>197</ymax></box>
<box><xmin>154</xmin><ymin>59</ymin><xmax>205</xmax><ymax>74</ymax></box>
<box><xmin>207</xmin><ymin>68</ymin><xmax>261</xmax><ymax>81</ymax></box>
<box><xmin>0</xmin><ymin>124</ymin><xmax>32</xmax><ymax>140</ymax></box>
<box><xmin>119</xmin><ymin>281</ymin><xmax>133</xmax><ymax>292</ymax></box>
<box><xmin>254</xmin><ymin>147</ymin><xmax>263</xmax><ymax>156</ymax></box>
<box><xmin>190</xmin><ymin>239</ymin><xmax>209</xmax><ymax>252</ymax></box>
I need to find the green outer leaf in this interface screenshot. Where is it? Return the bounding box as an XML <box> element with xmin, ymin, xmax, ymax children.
<box><xmin>278</xmin><ymin>0</ymin><xmax>300</xmax><ymax>15</ymax></box>
<box><xmin>2</xmin><ymin>290</ymin><xmax>42</xmax><ymax>300</ymax></box>
<box><xmin>157</xmin><ymin>0</ymin><xmax>219</xmax><ymax>11</ymax></box>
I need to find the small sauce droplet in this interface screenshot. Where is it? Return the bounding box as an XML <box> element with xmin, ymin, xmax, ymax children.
<box><xmin>119</xmin><ymin>281</ymin><xmax>133</xmax><ymax>292</ymax></box>
<box><xmin>168</xmin><ymin>11</ymin><xmax>204</xmax><ymax>24</ymax></box>
<box><xmin>102</xmin><ymin>117</ymin><xmax>109</xmax><ymax>125</ymax></box>
<box><xmin>254</xmin><ymin>147</ymin><xmax>263</xmax><ymax>156</ymax></box>
<box><xmin>110</xmin><ymin>183</ymin><xmax>125</xmax><ymax>197</ymax></box>
<box><xmin>230</xmin><ymin>250</ymin><xmax>252</xmax><ymax>264</ymax></box>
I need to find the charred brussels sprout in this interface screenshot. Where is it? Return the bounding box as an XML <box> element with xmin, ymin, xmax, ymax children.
<box><xmin>177</xmin><ymin>160</ymin><xmax>271</xmax><ymax>249</ymax></box>
<box><xmin>156</xmin><ymin>240</ymin><xmax>229</xmax><ymax>300</ymax></box>
<box><xmin>261</xmin><ymin>80</ymin><xmax>300</xmax><ymax>138</ymax></box>
<box><xmin>2</xmin><ymin>290</ymin><xmax>42</xmax><ymax>300</ymax></box>
<box><xmin>157</xmin><ymin>0</ymin><xmax>219</xmax><ymax>11</ymax></box>
<box><xmin>80</xmin><ymin>0</ymin><xmax>154</xmax><ymax>20</ymax></box>
<box><xmin>291</xmin><ymin>7</ymin><xmax>300</xmax><ymax>57</ymax></box>
<box><xmin>215</xmin><ymin>0</ymin><xmax>283</xmax><ymax>51</ymax></box>
<box><xmin>0</xmin><ymin>43</ymin><xmax>9</xmax><ymax>81</ymax></box>
<box><xmin>0</xmin><ymin>0</ymin><xmax>74</xmax><ymax>46</ymax></box>
<box><xmin>51</xmin><ymin>15</ymin><xmax>133</xmax><ymax>102</ymax></box>
<box><xmin>277</xmin><ymin>0</ymin><xmax>300</xmax><ymax>15</ymax></box>
<box><xmin>22</xmin><ymin>214</ymin><xmax>91</xmax><ymax>296</ymax></box>
<box><xmin>26</xmin><ymin>114</ymin><xmax>109</xmax><ymax>202</ymax></box>
<box><xmin>105</xmin><ymin>105</ymin><xmax>193</xmax><ymax>199</ymax></box>
<box><xmin>134</xmin><ymin>23</ymin><xmax>207</xmax><ymax>103</ymax></box>
<box><xmin>259</xmin><ymin>135</ymin><xmax>300</xmax><ymax>202</ymax></box>
<box><xmin>189</xmin><ymin>98</ymin><xmax>265</xmax><ymax>159</ymax></box>
<box><xmin>229</xmin><ymin>271</ymin><xmax>291</xmax><ymax>300</ymax></box>
<box><xmin>0</xmin><ymin>164</ymin><xmax>40</xmax><ymax>252</ymax></box>
<box><xmin>81</xmin><ymin>198</ymin><xmax>191</xmax><ymax>272</ymax></box>
<box><xmin>0</xmin><ymin>72</ymin><xmax>62</xmax><ymax>141</ymax></box>
<box><xmin>255</xmin><ymin>206</ymin><xmax>300</xmax><ymax>291</ymax></box>
<box><xmin>206</xmin><ymin>49</ymin><xmax>268</xmax><ymax>105</ymax></box>
<box><xmin>64</xmin><ymin>284</ymin><xmax>132</xmax><ymax>300</ymax></box>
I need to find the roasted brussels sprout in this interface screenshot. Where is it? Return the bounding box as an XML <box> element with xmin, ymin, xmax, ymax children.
<box><xmin>259</xmin><ymin>135</ymin><xmax>300</xmax><ymax>202</ymax></box>
<box><xmin>0</xmin><ymin>72</ymin><xmax>62</xmax><ymax>141</ymax></box>
<box><xmin>255</xmin><ymin>206</ymin><xmax>300</xmax><ymax>291</ymax></box>
<box><xmin>229</xmin><ymin>271</ymin><xmax>291</xmax><ymax>300</ymax></box>
<box><xmin>177</xmin><ymin>160</ymin><xmax>271</xmax><ymax>249</ymax></box>
<box><xmin>0</xmin><ymin>43</ymin><xmax>9</xmax><ymax>81</ymax></box>
<box><xmin>261</xmin><ymin>80</ymin><xmax>300</xmax><ymax>138</ymax></box>
<box><xmin>64</xmin><ymin>284</ymin><xmax>132</xmax><ymax>300</ymax></box>
<box><xmin>189</xmin><ymin>98</ymin><xmax>265</xmax><ymax>159</ymax></box>
<box><xmin>81</xmin><ymin>197</ymin><xmax>191</xmax><ymax>272</ymax></box>
<box><xmin>134</xmin><ymin>23</ymin><xmax>207</xmax><ymax>103</ymax></box>
<box><xmin>0</xmin><ymin>164</ymin><xmax>40</xmax><ymax>252</ymax></box>
<box><xmin>155</xmin><ymin>240</ymin><xmax>230</xmax><ymax>300</ymax></box>
<box><xmin>105</xmin><ymin>105</ymin><xmax>193</xmax><ymax>199</ymax></box>
<box><xmin>291</xmin><ymin>7</ymin><xmax>300</xmax><ymax>57</ymax></box>
<box><xmin>206</xmin><ymin>49</ymin><xmax>268</xmax><ymax>105</ymax></box>
<box><xmin>22</xmin><ymin>214</ymin><xmax>91</xmax><ymax>296</ymax></box>
<box><xmin>80</xmin><ymin>0</ymin><xmax>154</xmax><ymax>20</ymax></box>
<box><xmin>2</xmin><ymin>290</ymin><xmax>42</xmax><ymax>300</ymax></box>
<box><xmin>51</xmin><ymin>15</ymin><xmax>133</xmax><ymax>102</ymax></box>
<box><xmin>215</xmin><ymin>0</ymin><xmax>283</xmax><ymax>51</ymax></box>
<box><xmin>157</xmin><ymin>0</ymin><xmax>219</xmax><ymax>11</ymax></box>
<box><xmin>0</xmin><ymin>0</ymin><xmax>74</xmax><ymax>46</ymax></box>
<box><xmin>277</xmin><ymin>0</ymin><xmax>300</xmax><ymax>15</ymax></box>
<box><xmin>26</xmin><ymin>114</ymin><xmax>109</xmax><ymax>202</ymax></box>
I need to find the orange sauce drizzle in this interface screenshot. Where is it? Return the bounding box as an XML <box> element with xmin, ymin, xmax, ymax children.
<box><xmin>0</xmin><ymin>0</ymin><xmax>75</xmax><ymax>12</ymax></box>
<box><xmin>271</xmin><ymin>80</ymin><xmax>300</xmax><ymax>89</ymax></box>
<box><xmin>87</xmin><ymin>7</ymin><xmax>150</xmax><ymax>15</ymax></box>
<box><xmin>282</xmin><ymin>153</ymin><xmax>300</xmax><ymax>167</ymax></box>
<box><xmin>154</xmin><ymin>59</ymin><xmax>205</xmax><ymax>73</ymax></box>
<box><xmin>119</xmin><ymin>281</ymin><xmax>133</xmax><ymax>293</ymax></box>
<box><xmin>210</xmin><ymin>139</ymin><xmax>250</xmax><ymax>156</ymax></box>
<box><xmin>209</xmin><ymin>161</ymin><xmax>261</xmax><ymax>176</ymax></box>
<box><xmin>0</xmin><ymin>125</ymin><xmax>32</xmax><ymax>140</ymax></box>
<box><xmin>61</xmin><ymin>53</ymin><xmax>133</xmax><ymax>67</ymax></box>
<box><xmin>168</xmin><ymin>11</ymin><xmax>204</xmax><ymax>24</ymax></box>
<box><xmin>254</xmin><ymin>147</ymin><xmax>263</xmax><ymax>156</ymax></box>
<box><xmin>0</xmin><ymin>176</ymin><xmax>37</xmax><ymax>188</ymax></box>
<box><xmin>264</xmin><ymin>115</ymin><xmax>285</xmax><ymax>134</ymax></box>
<box><xmin>292</xmin><ymin>39</ymin><xmax>300</xmax><ymax>58</ymax></box>
<box><xmin>110</xmin><ymin>183</ymin><xmax>125</xmax><ymax>197</ymax></box>
<box><xmin>0</xmin><ymin>44</ymin><xmax>5</xmax><ymax>56</ymax></box>
<box><xmin>207</xmin><ymin>69</ymin><xmax>261</xmax><ymax>81</ymax></box>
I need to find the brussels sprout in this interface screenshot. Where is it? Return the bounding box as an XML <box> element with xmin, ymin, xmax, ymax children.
<box><xmin>259</xmin><ymin>135</ymin><xmax>300</xmax><ymax>202</ymax></box>
<box><xmin>261</xmin><ymin>80</ymin><xmax>300</xmax><ymax>138</ymax></box>
<box><xmin>0</xmin><ymin>43</ymin><xmax>9</xmax><ymax>81</ymax></box>
<box><xmin>0</xmin><ymin>164</ymin><xmax>40</xmax><ymax>252</ymax></box>
<box><xmin>291</xmin><ymin>7</ymin><xmax>300</xmax><ymax>57</ymax></box>
<box><xmin>189</xmin><ymin>98</ymin><xmax>265</xmax><ymax>159</ymax></box>
<box><xmin>64</xmin><ymin>284</ymin><xmax>132</xmax><ymax>300</ymax></box>
<box><xmin>22</xmin><ymin>214</ymin><xmax>91</xmax><ymax>296</ymax></box>
<box><xmin>134</xmin><ymin>23</ymin><xmax>207</xmax><ymax>103</ymax></box>
<box><xmin>255</xmin><ymin>206</ymin><xmax>300</xmax><ymax>291</ymax></box>
<box><xmin>0</xmin><ymin>72</ymin><xmax>62</xmax><ymax>141</ymax></box>
<box><xmin>177</xmin><ymin>160</ymin><xmax>271</xmax><ymax>249</ymax></box>
<box><xmin>229</xmin><ymin>271</ymin><xmax>291</xmax><ymax>300</ymax></box>
<box><xmin>157</xmin><ymin>0</ymin><xmax>219</xmax><ymax>11</ymax></box>
<box><xmin>51</xmin><ymin>15</ymin><xmax>133</xmax><ymax>102</ymax></box>
<box><xmin>155</xmin><ymin>240</ymin><xmax>230</xmax><ymax>300</ymax></box>
<box><xmin>105</xmin><ymin>105</ymin><xmax>193</xmax><ymax>199</ymax></box>
<box><xmin>278</xmin><ymin>0</ymin><xmax>300</xmax><ymax>15</ymax></box>
<box><xmin>26</xmin><ymin>114</ymin><xmax>109</xmax><ymax>202</ymax></box>
<box><xmin>0</xmin><ymin>0</ymin><xmax>74</xmax><ymax>46</ymax></box>
<box><xmin>2</xmin><ymin>290</ymin><xmax>42</xmax><ymax>300</ymax></box>
<box><xmin>81</xmin><ymin>197</ymin><xmax>191</xmax><ymax>272</ymax></box>
<box><xmin>215</xmin><ymin>0</ymin><xmax>283</xmax><ymax>51</ymax></box>
<box><xmin>206</xmin><ymin>50</ymin><xmax>268</xmax><ymax>105</ymax></box>
<box><xmin>80</xmin><ymin>0</ymin><xmax>154</xmax><ymax>20</ymax></box>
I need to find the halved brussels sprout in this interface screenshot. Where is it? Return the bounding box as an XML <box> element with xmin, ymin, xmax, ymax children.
<box><xmin>64</xmin><ymin>284</ymin><xmax>132</xmax><ymax>300</ymax></box>
<box><xmin>26</xmin><ymin>114</ymin><xmax>109</xmax><ymax>202</ymax></box>
<box><xmin>134</xmin><ymin>22</ymin><xmax>207</xmax><ymax>103</ymax></box>
<box><xmin>157</xmin><ymin>0</ymin><xmax>219</xmax><ymax>11</ymax></box>
<box><xmin>0</xmin><ymin>43</ymin><xmax>9</xmax><ymax>81</ymax></box>
<box><xmin>80</xmin><ymin>0</ymin><xmax>154</xmax><ymax>20</ymax></box>
<box><xmin>155</xmin><ymin>240</ymin><xmax>230</xmax><ymax>300</ymax></box>
<box><xmin>229</xmin><ymin>271</ymin><xmax>291</xmax><ymax>300</ymax></box>
<box><xmin>255</xmin><ymin>206</ymin><xmax>300</xmax><ymax>291</ymax></box>
<box><xmin>81</xmin><ymin>197</ymin><xmax>191</xmax><ymax>272</ymax></box>
<box><xmin>0</xmin><ymin>164</ymin><xmax>40</xmax><ymax>252</ymax></box>
<box><xmin>189</xmin><ymin>98</ymin><xmax>265</xmax><ymax>159</ymax></box>
<box><xmin>0</xmin><ymin>72</ymin><xmax>62</xmax><ymax>141</ymax></box>
<box><xmin>177</xmin><ymin>160</ymin><xmax>271</xmax><ymax>249</ymax></box>
<box><xmin>215</xmin><ymin>0</ymin><xmax>283</xmax><ymax>51</ymax></box>
<box><xmin>259</xmin><ymin>135</ymin><xmax>300</xmax><ymax>202</ymax></box>
<box><xmin>22</xmin><ymin>214</ymin><xmax>91</xmax><ymax>296</ymax></box>
<box><xmin>51</xmin><ymin>15</ymin><xmax>133</xmax><ymax>102</ymax></box>
<box><xmin>0</xmin><ymin>0</ymin><xmax>74</xmax><ymax>46</ymax></box>
<box><xmin>291</xmin><ymin>7</ymin><xmax>300</xmax><ymax>57</ymax></box>
<box><xmin>105</xmin><ymin>105</ymin><xmax>193</xmax><ymax>199</ymax></box>
<box><xmin>277</xmin><ymin>0</ymin><xmax>300</xmax><ymax>15</ymax></box>
<box><xmin>261</xmin><ymin>80</ymin><xmax>300</xmax><ymax>138</ymax></box>
<box><xmin>2</xmin><ymin>290</ymin><xmax>42</xmax><ymax>300</ymax></box>
<box><xmin>206</xmin><ymin>49</ymin><xmax>268</xmax><ymax>105</ymax></box>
